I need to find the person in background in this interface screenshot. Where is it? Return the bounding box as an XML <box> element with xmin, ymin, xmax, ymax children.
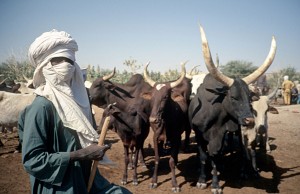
<box><xmin>294</xmin><ymin>81</ymin><xmax>300</xmax><ymax>104</ymax></box>
<box><xmin>281</xmin><ymin>75</ymin><xmax>294</xmax><ymax>105</ymax></box>
<box><xmin>291</xmin><ymin>85</ymin><xmax>298</xmax><ymax>104</ymax></box>
<box><xmin>18</xmin><ymin>29</ymin><xmax>131</xmax><ymax>194</ymax></box>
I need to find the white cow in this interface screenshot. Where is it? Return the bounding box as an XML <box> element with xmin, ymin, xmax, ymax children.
<box><xmin>0</xmin><ymin>91</ymin><xmax>36</xmax><ymax>132</ymax></box>
<box><xmin>84</xmin><ymin>81</ymin><xmax>92</xmax><ymax>89</ymax></box>
<box><xmin>15</xmin><ymin>82</ymin><xmax>35</xmax><ymax>94</ymax></box>
<box><xmin>241</xmin><ymin>89</ymin><xmax>278</xmax><ymax>174</ymax></box>
<box><xmin>190</xmin><ymin>73</ymin><xmax>208</xmax><ymax>97</ymax></box>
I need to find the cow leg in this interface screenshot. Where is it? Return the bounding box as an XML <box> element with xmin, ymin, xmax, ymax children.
<box><xmin>138</xmin><ymin>148</ymin><xmax>147</xmax><ymax>168</ymax></box>
<box><xmin>196</xmin><ymin>143</ymin><xmax>208</xmax><ymax>189</ymax></box>
<box><xmin>265</xmin><ymin>124</ymin><xmax>271</xmax><ymax>152</ymax></box>
<box><xmin>169</xmin><ymin>138</ymin><xmax>181</xmax><ymax>192</ymax></box>
<box><xmin>240</xmin><ymin>132</ymin><xmax>259</xmax><ymax>178</ymax></box>
<box><xmin>250</xmin><ymin>143</ymin><xmax>260</xmax><ymax>177</ymax></box>
<box><xmin>265</xmin><ymin>134</ymin><xmax>270</xmax><ymax>152</ymax></box>
<box><xmin>128</xmin><ymin>148</ymin><xmax>134</xmax><ymax>170</ymax></box>
<box><xmin>149</xmin><ymin>134</ymin><xmax>160</xmax><ymax>189</ymax></box>
<box><xmin>182</xmin><ymin>127</ymin><xmax>191</xmax><ymax>152</ymax></box>
<box><xmin>121</xmin><ymin>146</ymin><xmax>129</xmax><ymax>185</ymax></box>
<box><xmin>210</xmin><ymin>158</ymin><xmax>222</xmax><ymax>194</ymax></box>
<box><xmin>132</xmin><ymin>147</ymin><xmax>139</xmax><ymax>186</ymax></box>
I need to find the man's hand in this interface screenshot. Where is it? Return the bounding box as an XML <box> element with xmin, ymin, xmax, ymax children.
<box><xmin>70</xmin><ymin>144</ymin><xmax>111</xmax><ymax>161</ymax></box>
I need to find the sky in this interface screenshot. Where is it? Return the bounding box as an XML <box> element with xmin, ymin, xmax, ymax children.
<box><xmin>0</xmin><ymin>0</ymin><xmax>299</xmax><ymax>74</ymax></box>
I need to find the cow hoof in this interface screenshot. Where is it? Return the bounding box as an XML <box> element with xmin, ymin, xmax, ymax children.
<box><xmin>127</xmin><ymin>164</ymin><xmax>133</xmax><ymax>170</ymax></box>
<box><xmin>132</xmin><ymin>180</ymin><xmax>138</xmax><ymax>186</ymax></box>
<box><xmin>196</xmin><ymin>182</ymin><xmax>207</xmax><ymax>189</ymax></box>
<box><xmin>211</xmin><ymin>188</ymin><xmax>223</xmax><ymax>194</ymax></box>
<box><xmin>171</xmin><ymin>187</ymin><xmax>181</xmax><ymax>193</ymax></box>
<box><xmin>121</xmin><ymin>180</ymin><xmax>127</xmax><ymax>185</ymax></box>
<box><xmin>149</xmin><ymin>183</ymin><xmax>158</xmax><ymax>189</ymax></box>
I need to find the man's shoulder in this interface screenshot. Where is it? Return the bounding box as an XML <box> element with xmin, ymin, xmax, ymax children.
<box><xmin>19</xmin><ymin>96</ymin><xmax>55</xmax><ymax>124</ymax></box>
<box><xmin>29</xmin><ymin>95</ymin><xmax>54</xmax><ymax>110</ymax></box>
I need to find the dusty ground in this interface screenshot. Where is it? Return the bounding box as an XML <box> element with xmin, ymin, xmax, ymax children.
<box><xmin>1</xmin><ymin>101</ymin><xmax>300</xmax><ymax>194</ymax></box>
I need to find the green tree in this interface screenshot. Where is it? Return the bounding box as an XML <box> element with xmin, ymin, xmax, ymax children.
<box><xmin>220</xmin><ymin>60</ymin><xmax>257</xmax><ymax>78</ymax></box>
<box><xmin>123</xmin><ymin>57</ymin><xmax>142</xmax><ymax>74</ymax></box>
<box><xmin>0</xmin><ymin>56</ymin><xmax>34</xmax><ymax>82</ymax></box>
<box><xmin>162</xmin><ymin>69</ymin><xmax>180</xmax><ymax>82</ymax></box>
<box><xmin>267</xmin><ymin>66</ymin><xmax>300</xmax><ymax>88</ymax></box>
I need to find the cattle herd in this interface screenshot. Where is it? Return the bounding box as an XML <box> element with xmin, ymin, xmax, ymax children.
<box><xmin>0</xmin><ymin>26</ymin><xmax>277</xmax><ymax>193</ymax></box>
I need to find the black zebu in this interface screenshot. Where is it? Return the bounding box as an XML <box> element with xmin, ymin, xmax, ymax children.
<box><xmin>188</xmin><ymin>26</ymin><xmax>277</xmax><ymax>193</ymax></box>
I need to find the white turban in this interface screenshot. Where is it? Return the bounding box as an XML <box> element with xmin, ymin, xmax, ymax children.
<box><xmin>29</xmin><ymin>30</ymin><xmax>78</xmax><ymax>88</ymax></box>
<box><xmin>284</xmin><ymin>75</ymin><xmax>289</xmax><ymax>81</ymax></box>
<box><xmin>28</xmin><ymin>29</ymin><xmax>99</xmax><ymax>148</ymax></box>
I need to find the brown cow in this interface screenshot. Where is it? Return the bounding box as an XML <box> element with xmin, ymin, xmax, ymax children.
<box><xmin>143</xmin><ymin>62</ymin><xmax>190</xmax><ymax>192</ymax></box>
<box><xmin>89</xmin><ymin>70</ymin><xmax>152</xmax><ymax>185</ymax></box>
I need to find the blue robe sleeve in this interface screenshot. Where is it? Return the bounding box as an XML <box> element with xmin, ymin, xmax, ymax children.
<box><xmin>21</xmin><ymin>99</ymin><xmax>70</xmax><ymax>186</ymax></box>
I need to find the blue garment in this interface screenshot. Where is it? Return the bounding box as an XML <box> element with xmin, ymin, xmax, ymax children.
<box><xmin>18</xmin><ymin>96</ymin><xmax>131</xmax><ymax>194</ymax></box>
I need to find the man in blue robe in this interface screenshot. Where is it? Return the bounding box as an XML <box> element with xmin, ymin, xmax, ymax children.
<box><xmin>18</xmin><ymin>29</ymin><xmax>131</xmax><ymax>194</ymax></box>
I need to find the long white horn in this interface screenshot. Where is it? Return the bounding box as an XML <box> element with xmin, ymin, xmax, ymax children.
<box><xmin>242</xmin><ymin>36</ymin><xmax>277</xmax><ymax>84</ymax></box>
<box><xmin>200</xmin><ymin>25</ymin><xmax>234</xmax><ymax>86</ymax></box>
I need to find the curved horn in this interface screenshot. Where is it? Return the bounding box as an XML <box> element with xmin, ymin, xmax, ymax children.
<box><xmin>0</xmin><ymin>78</ymin><xmax>7</xmax><ymax>85</ymax></box>
<box><xmin>170</xmin><ymin>62</ymin><xmax>186</xmax><ymax>88</ymax></box>
<box><xmin>242</xmin><ymin>36</ymin><xmax>277</xmax><ymax>84</ymax></box>
<box><xmin>186</xmin><ymin>64</ymin><xmax>199</xmax><ymax>79</ymax></box>
<box><xmin>102</xmin><ymin>67</ymin><xmax>116</xmax><ymax>81</ymax></box>
<box><xmin>267</xmin><ymin>87</ymin><xmax>278</xmax><ymax>100</ymax></box>
<box><xmin>268</xmin><ymin>78</ymin><xmax>280</xmax><ymax>99</ymax></box>
<box><xmin>143</xmin><ymin>62</ymin><xmax>156</xmax><ymax>87</ymax></box>
<box><xmin>23</xmin><ymin>74</ymin><xmax>30</xmax><ymax>81</ymax></box>
<box><xmin>200</xmin><ymin>25</ymin><xmax>234</xmax><ymax>86</ymax></box>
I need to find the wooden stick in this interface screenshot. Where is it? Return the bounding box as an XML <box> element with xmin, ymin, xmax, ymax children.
<box><xmin>87</xmin><ymin>115</ymin><xmax>111</xmax><ymax>193</ymax></box>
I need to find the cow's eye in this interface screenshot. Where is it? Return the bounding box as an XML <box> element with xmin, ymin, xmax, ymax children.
<box><xmin>253</xmin><ymin>110</ymin><xmax>257</xmax><ymax>116</ymax></box>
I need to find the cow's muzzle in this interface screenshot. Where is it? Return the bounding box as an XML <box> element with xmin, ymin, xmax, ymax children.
<box><xmin>242</xmin><ymin>117</ymin><xmax>255</xmax><ymax>127</ymax></box>
<box><xmin>149</xmin><ymin>117</ymin><xmax>158</xmax><ymax>123</ymax></box>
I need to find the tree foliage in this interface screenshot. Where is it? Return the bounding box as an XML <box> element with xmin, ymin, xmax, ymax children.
<box><xmin>220</xmin><ymin>60</ymin><xmax>257</xmax><ymax>78</ymax></box>
<box><xmin>267</xmin><ymin>66</ymin><xmax>300</xmax><ymax>88</ymax></box>
<box><xmin>0</xmin><ymin>56</ymin><xmax>34</xmax><ymax>82</ymax></box>
<box><xmin>123</xmin><ymin>57</ymin><xmax>142</xmax><ymax>74</ymax></box>
<box><xmin>1</xmin><ymin>55</ymin><xmax>299</xmax><ymax>90</ymax></box>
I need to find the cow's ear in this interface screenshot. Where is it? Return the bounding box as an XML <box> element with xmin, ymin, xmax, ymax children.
<box><xmin>140</xmin><ymin>92</ymin><xmax>152</xmax><ymax>100</ymax></box>
<box><xmin>251</xmin><ymin>95</ymin><xmax>260</xmax><ymax>102</ymax></box>
<box><xmin>171</xmin><ymin>94</ymin><xmax>184</xmax><ymax>102</ymax></box>
<box><xmin>108</xmin><ymin>106</ymin><xmax>120</xmax><ymax>116</ymax></box>
<box><xmin>268</xmin><ymin>105</ymin><xmax>279</xmax><ymax>114</ymax></box>
<box><xmin>104</xmin><ymin>82</ymin><xmax>116</xmax><ymax>90</ymax></box>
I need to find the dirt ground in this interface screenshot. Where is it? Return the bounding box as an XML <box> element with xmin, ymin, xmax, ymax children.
<box><xmin>1</xmin><ymin>100</ymin><xmax>300</xmax><ymax>194</ymax></box>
